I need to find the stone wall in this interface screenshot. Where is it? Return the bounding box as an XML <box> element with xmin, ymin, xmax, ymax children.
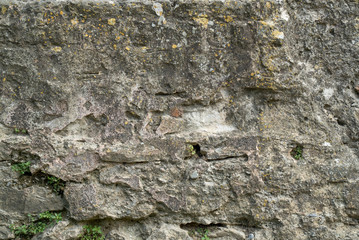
<box><xmin>1</xmin><ymin>0</ymin><xmax>359</xmax><ymax>239</ymax></box>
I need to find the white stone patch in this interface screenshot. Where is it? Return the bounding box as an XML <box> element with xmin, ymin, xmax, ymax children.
<box><xmin>152</xmin><ymin>3</ymin><xmax>163</xmax><ymax>16</ymax></box>
<box><xmin>272</xmin><ymin>30</ymin><xmax>285</xmax><ymax>39</ymax></box>
<box><xmin>152</xmin><ymin>2</ymin><xmax>166</xmax><ymax>25</ymax></box>
<box><xmin>307</xmin><ymin>10</ymin><xmax>321</xmax><ymax>22</ymax></box>
<box><xmin>322</xmin><ymin>141</ymin><xmax>332</xmax><ymax>147</ymax></box>
<box><xmin>204</xmin><ymin>182</ymin><xmax>215</xmax><ymax>187</ymax></box>
<box><xmin>277</xmin><ymin>32</ymin><xmax>285</xmax><ymax>39</ymax></box>
<box><xmin>220</xmin><ymin>89</ymin><xmax>230</xmax><ymax>99</ymax></box>
<box><xmin>280</xmin><ymin>8</ymin><xmax>290</xmax><ymax>21</ymax></box>
<box><xmin>183</xmin><ymin>107</ymin><xmax>237</xmax><ymax>133</ymax></box>
<box><xmin>323</xmin><ymin>88</ymin><xmax>334</xmax><ymax>100</ymax></box>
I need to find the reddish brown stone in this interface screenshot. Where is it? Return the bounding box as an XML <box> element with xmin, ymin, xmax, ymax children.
<box><xmin>170</xmin><ymin>107</ymin><xmax>183</xmax><ymax>118</ymax></box>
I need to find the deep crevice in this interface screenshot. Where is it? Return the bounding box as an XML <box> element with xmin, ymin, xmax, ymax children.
<box><xmin>180</xmin><ymin>222</ymin><xmax>226</xmax><ymax>230</ymax></box>
<box><xmin>17</xmin><ymin>171</ymin><xmax>66</xmax><ymax>196</ymax></box>
<box><xmin>337</xmin><ymin>118</ymin><xmax>346</xmax><ymax>126</ymax></box>
<box><xmin>192</xmin><ymin>144</ymin><xmax>203</xmax><ymax>157</ymax></box>
<box><xmin>207</xmin><ymin>154</ymin><xmax>248</xmax><ymax>162</ymax></box>
<box><xmin>154</xmin><ymin>91</ymin><xmax>185</xmax><ymax>97</ymax></box>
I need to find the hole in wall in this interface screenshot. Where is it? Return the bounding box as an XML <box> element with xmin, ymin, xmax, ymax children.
<box><xmin>192</xmin><ymin>144</ymin><xmax>203</xmax><ymax>157</ymax></box>
<box><xmin>180</xmin><ymin>222</ymin><xmax>226</xmax><ymax>229</ymax></box>
<box><xmin>290</xmin><ymin>145</ymin><xmax>303</xmax><ymax>160</ymax></box>
<box><xmin>337</xmin><ymin>118</ymin><xmax>346</xmax><ymax>126</ymax></box>
<box><xmin>324</xmin><ymin>104</ymin><xmax>331</xmax><ymax>110</ymax></box>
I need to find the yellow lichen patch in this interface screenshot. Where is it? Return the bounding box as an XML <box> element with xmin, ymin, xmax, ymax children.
<box><xmin>172</xmin><ymin>44</ymin><xmax>177</xmax><ymax>49</ymax></box>
<box><xmin>59</xmin><ymin>11</ymin><xmax>63</xmax><ymax>15</ymax></box>
<box><xmin>125</xmin><ymin>46</ymin><xmax>130</xmax><ymax>51</ymax></box>
<box><xmin>113</xmin><ymin>44</ymin><xmax>117</xmax><ymax>50</ymax></box>
<box><xmin>224</xmin><ymin>15</ymin><xmax>233</xmax><ymax>22</ymax></box>
<box><xmin>71</xmin><ymin>18</ymin><xmax>79</xmax><ymax>25</ymax></box>
<box><xmin>108</xmin><ymin>18</ymin><xmax>116</xmax><ymax>25</ymax></box>
<box><xmin>259</xmin><ymin>20</ymin><xmax>275</xmax><ymax>29</ymax></box>
<box><xmin>1</xmin><ymin>6</ymin><xmax>7</xmax><ymax>15</ymax></box>
<box><xmin>266</xmin><ymin>2</ymin><xmax>271</xmax><ymax>8</ymax></box>
<box><xmin>272</xmin><ymin>30</ymin><xmax>284</xmax><ymax>39</ymax></box>
<box><xmin>52</xmin><ymin>46</ymin><xmax>62</xmax><ymax>52</ymax></box>
<box><xmin>3</xmin><ymin>78</ymin><xmax>5</xmax><ymax>81</ymax></box>
<box><xmin>193</xmin><ymin>15</ymin><xmax>209</xmax><ymax>28</ymax></box>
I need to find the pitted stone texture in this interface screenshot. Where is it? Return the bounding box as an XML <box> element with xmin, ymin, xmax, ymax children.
<box><xmin>0</xmin><ymin>186</ymin><xmax>63</xmax><ymax>215</ymax></box>
<box><xmin>32</xmin><ymin>221</ymin><xmax>84</xmax><ymax>240</ymax></box>
<box><xmin>65</xmin><ymin>182</ymin><xmax>155</xmax><ymax>221</ymax></box>
<box><xmin>147</xmin><ymin>223</ymin><xmax>192</xmax><ymax>240</ymax></box>
<box><xmin>0</xmin><ymin>0</ymin><xmax>359</xmax><ymax>239</ymax></box>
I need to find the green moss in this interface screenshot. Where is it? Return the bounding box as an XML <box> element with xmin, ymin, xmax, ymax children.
<box><xmin>187</xmin><ymin>145</ymin><xmax>196</xmax><ymax>155</ymax></box>
<box><xmin>47</xmin><ymin>176</ymin><xmax>65</xmax><ymax>194</ymax></box>
<box><xmin>14</xmin><ymin>127</ymin><xmax>28</xmax><ymax>134</ymax></box>
<box><xmin>10</xmin><ymin>211</ymin><xmax>62</xmax><ymax>239</ymax></box>
<box><xmin>80</xmin><ymin>225</ymin><xmax>105</xmax><ymax>240</ymax></box>
<box><xmin>11</xmin><ymin>161</ymin><xmax>31</xmax><ymax>175</ymax></box>
<box><xmin>291</xmin><ymin>146</ymin><xmax>303</xmax><ymax>160</ymax></box>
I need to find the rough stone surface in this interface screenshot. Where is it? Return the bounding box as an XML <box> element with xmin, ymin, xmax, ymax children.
<box><xmin>32</xmin><ymin>221</ymin><xmax>84</xmax><ymax>240</ymax></box>
<box><xmin>1</xmin><ymin>0</ymin><xmax>359</xmax><ymax>239</ymax></box>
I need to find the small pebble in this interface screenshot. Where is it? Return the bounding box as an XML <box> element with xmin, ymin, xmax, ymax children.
<box><xmin>190</xmin><ymin>171</ymin><xmax>198</xmax><ymax>179</ymax></box>
<box><xmin>248</xmin><ymin>233</ymin><xmax>255</xmax><ymax>239</ymax></box>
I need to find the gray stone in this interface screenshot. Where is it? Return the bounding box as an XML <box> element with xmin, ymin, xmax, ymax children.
<box><xmin>0</xmin><ymin>0</ymin><xmax>359</xmax><ymax>239</ymax></box>
<box><xmin>24</xmin><ymin>186</ymin><xmax>64</xmax><ymax>214</ymax></box>
<box><xmin>99</xmin><ymin>165</ymin><xmax>143</xmax><ymax>190</ymax></box>
<box><xmin>206</xmin><ymin>227</ymin><xmax>246</xmax><ymax>240</ymax></box>
<box><xmin>147</xmin><ymin>223</ymin><xmax>192</xmax><ymax>240</ymax></box>
<box><xmin>189</xmin><ymin>171</ymin><xmax>199</xmax><ymax>180</ymax></box>
<box><xmin>0</xmin><ymin>226</ymin><xmax>13</xmax><ymax>240</ymax></box>
<box><xmin>0</xmin><ymin>187</ymin><xmax>25</xmax><ymax>214</ymax></box>
<box><xmin>65</xmin><ymin>182</ymin><xmax>155</xmax><ymax>221</ymax></box>
<box><xmin>45</xmin><ymin>152</ymin><xmax>100</xmax><ymax>182</ymax></box>
<box><xmin>32</xmin><ymin>221</ymin><xmax>84</xmax><ymax>240</ymax></box>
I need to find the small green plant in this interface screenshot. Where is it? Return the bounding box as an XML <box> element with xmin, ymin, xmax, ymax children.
<box><xmin>187</xmin><ymin>145</ymin><xmax>196</xmax><ymax>155</ymax></box>
<box><xmin>198</xmin><ymin>228</ymin><xmax>210</xmax><ymax>240</ymax></box>
<box><xmin>10</xmin><ymin>211</ymin><xmax>62</xmax><ymax>239</ymax></box>
<box><xmin>80</xmin><ymin>225</ymin><xmax>105</xmax><ymax>240</ymax></box>
<box><xmin>47</xmin><ymin>176</ymin><xmax>65</xmax><ymax>194</ymax></box>
<box><xmin>38</xmin><ymin>211</ymin><xmax>62</xmax><ymax>223</ymax></box>
<box><xmin>11</xmin><ymin>161</ymin><xmax>31</xmax><ymax>175</ymax></box>
<box><xmin>188</xmin><ymin>228</ymin><xmax>210</xmax><ymax>240</ymax></box>
<box><xmin>291</xmin><ymin>146</ymin><xmax>303</xmax><ymax>160</ymax></box>
<box><xmin>14</xmin><ymin>127</ymin><xmax>27</xmax><ymax>134</ymax></box>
